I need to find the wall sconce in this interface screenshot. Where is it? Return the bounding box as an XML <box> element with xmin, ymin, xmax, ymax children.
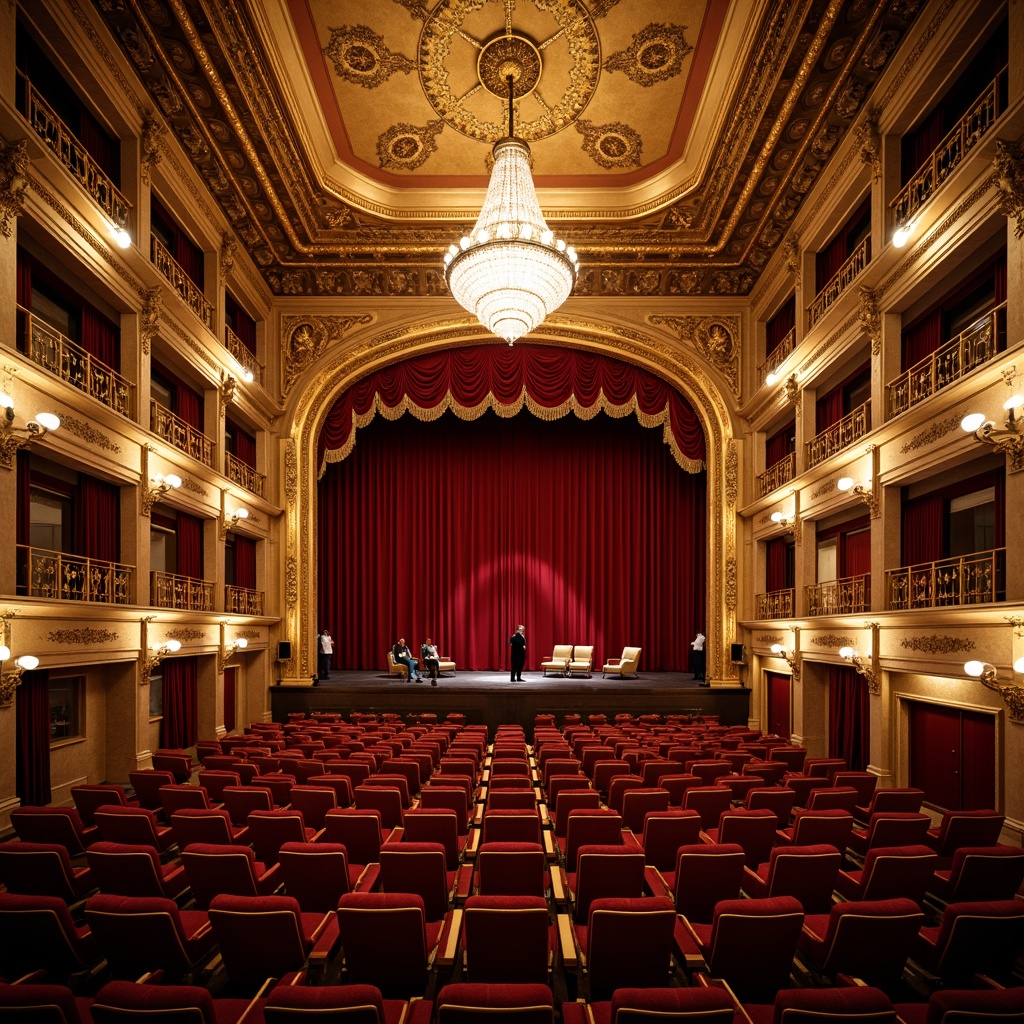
<box><xmin>236</xmin><ymin>363</ymin><xmax>254</xmax><ymax>384</ymax></box>
<box><xmin>837</xmin><ymin>476</ymin><xmax>880</xmax><ymax>518</ymax></box>
<box><xmin>960</xmin><ymin>395</ymin><xmax>1024</xmax><ymax>473</ymax></box>
<box><xmin>0</xmin><ymin>647</ymin><xmax>40</xmax><ymax>708</ymax></box>
<box><xmin>143</xmin><ymin>638</ymin><xmax>181</xmax><ymax>679</ymax></box>
<box><xmin>892</xmin><ymin>219</ymin><xmax>915</xmax><ymax>248</ymax></box>
<box><xmin>141</xmin><ymin>472</ymin><xmax>182</xmax><ymax>516</ymax></box>
<box><xmin>770</xmin><ymin>511</ymin><xmax>797</xmax><ymax>532</ymax></box>
<box><xmin>219</xmin><ymin>636</ymin><xmax>248</xmax><ymax>672</ymax></box>
<box><xmin>839</xmin><ymin>645</ymin><xmax>880</xmax><ymax>694</ymax></box>
<box><xmin>222</xmin><ymin>507</ymin><xmax>249</xmax><ymax>536</ymax></box>
<box><xmin>770</xmin><ymin>643</ymin><xmax>800</xmax><ymax>678</ymax></box>
<box><xmin>964</xmin><ymin>660</ymin><xmax>1024</xmax><ymax>725</ymax></box>
<box><xmin>765</xmin><ymin>370</ymin><xmax>781</xmax><ymax>386</ymax></box>
<box><xmin>0</xmin><ymin>393</ymin><xmax>61</xmax><ymax>470</ymax></box>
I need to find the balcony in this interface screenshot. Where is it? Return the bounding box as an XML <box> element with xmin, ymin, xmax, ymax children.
<box><xmin>151</xmin><ymin>570</ymin><xmax>214</xmax><ymax>611</ymax></box>
<box><xmin>225</xmin><ymin>585</ymin><xmax>264</xmax><ymax>616</ymax></box>
<box><xmin>151</xmin><ymin>400</ymin><xmax>215</xmax><ymax>468</ymax></box>
<box><xmin>151</xmin><ymin>234</ymin><xmax>215</xmax><ymax>330</ymax></box>
<box><xmin>17</xmin><ymin>545</ymin><xmax>134</xmax><ymax>604</ymax></box>
<box><xmin>806</xmin><ymin>401</ymin><xmax>871</xmax><ymax>469</ymax></box>
<box><xmin>17</xmin><ymin>70</ymin><xmax>131</xmax><ymax>234</ymax></box>
<box><xmin>891</xmin><ymin>69</ymin><xmax>1007</xmax><ymax>233</ymax></box>
<box><xmin>755</xmin><ymin>588</ymin><xmax>795</xmax><ymax>620</ymax></box>
<box><xmin>17</xmin><ymin>304</ymin><xmax>134</xmax><ymax>418</ymax></box>
<box><xmin>225</xmin><ymin>325</ymin><xmax>263</xmax><ymax>386</ymax></box>
<box><xmin>885</xmin><ymin>302</ymin><xmax>1005</xmax><ymax>419</ymax></box>
<box><xmin>758</xmin><ymin>328</ymin><xmax>797</xmax><ymax>387</ymax></box>
<box><xmin>805</xmin><ymin>574</ymin><xmax>870</xmax><ymax>616</ymax></box>
<box><xmin>226</xmin><ymin>452</ymin><xmax>266</xmax><ymax>499</ymax></box>
<box><xmin>807</xmin><ymin>236</ymin><xmax>871</xmax><ymax>330</ymax></box>
<box><xmin>756</xmin><ymin>452</ymin><xmax>795</xmax><ymax>499</ymax></box>
<box><xmin>885</xmin><ymin>548</ymin><xmax>1005</xmax><ymax>610</ymax></box>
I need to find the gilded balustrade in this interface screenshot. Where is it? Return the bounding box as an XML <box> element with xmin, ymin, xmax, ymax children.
<box><xmin>151</xmin><ymin>570</ymin><xmax>214</xmax><ymax>611</ymax></box>
<box><xmin>225</xmin><ymin>325</ymin><xmax>263</xmax><ymax>386</ymax></box>
<box><xmin>17</xmin><ymin>545</ymin><xmax>134</xmax><ymax>604</ymax></box>
<box><xmin>806</xmin><ymin>401</ymin><xmax>871</xmax><ymax>468</ymax></box>
<box><xmin>151</xmin><ymin>235</ymin><xmax>214</xmax><ymax>329</ymax></box>
<box><xmin>807</xmin><ymin>237</ymin><xmax>871</xmax><ymax>330</ymax></box>
<box><xmin>805</xmin><ymin>574</ymin><xmax>870</xmax><ymax>616</ymax></box>
<box><xmin>756</xmin><ymin>452</ymin><xmax>795</xmax><ymax>498</ymax></box>
<box><xmin>150</xmin><ymin>400</ymin><xmax>215</xmax><ymax>468</ymax></box>
<box><xmin>758</xmin><ymin>327</ymin><xmax>796</xmax><ymax>386</ymax></box>
<box><xmin>755</xmin><ymin>588</ymin><xmax>795</xmax><ymax>620</ymax></box>
<box><xmin>885</xmin><ymin>302</ymin><xmax>1005</xmax><ymax>418</ymax></box>
<box><xmin>885</xmin><ymin>548</ymin><xmax>1005</xmax><ymax>610</ymax></box>
<box><xmin>225</xmin><ymin>585</ymin><xmax>264</xmax><ymax>616</ymax></box>
<box><xmin>226</xmin><ymin>452</ymin><xmax>266</xmax><ymax>499</ymax></box>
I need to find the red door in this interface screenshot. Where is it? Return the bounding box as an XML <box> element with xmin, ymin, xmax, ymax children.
<box><xmin>909</xmin><ymin>701</ymin><xmax>995</xmax><ymax>810</ymax></box>
<box><xmin>765</xmin><ymin>670</ymin><xmax>791</xmax><ymax>739</ymax></box>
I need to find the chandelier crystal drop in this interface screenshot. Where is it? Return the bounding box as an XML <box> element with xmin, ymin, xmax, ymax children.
<box><xmin>444</xmin><ymin>79</ymin><xmax>578</xmax><ymax>345</ymax></box>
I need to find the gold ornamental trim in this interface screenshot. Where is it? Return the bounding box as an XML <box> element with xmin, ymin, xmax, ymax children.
<box><xmin>47</xmin><ymin>627</ymin><xmax>119</xmax><ymax>645</ymax></box>
<box><xmin>167</xmin><ymin>627</ymin><xmax>206</xmax><ymax>642</ymax></box>
<box><xmin>320</xmin><ymin>386</ymin><xmax>704</xmax><ymax>477</ymax></box>
<box><xmin>899</xmin><ymin>413</ymin><xmax>963</xmax><ymax>454</ymax></box>
<box><xmin>899</xmin><ymin>634</ymin><xmax>976</xmax><ymax>655</ymax></box>
<box><xmin>809</xmin><ymin>633</ymin><xmax>856</xmax><ymax>648</ymax></box>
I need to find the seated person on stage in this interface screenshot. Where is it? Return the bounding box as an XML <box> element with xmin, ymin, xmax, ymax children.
<box><xmin>421</xmin><ymin>638</ymin><xmax>440</xmax><ymax>685</ymax></box>
<box><xmin>393</xmin><ymin>637</ymin><xmax>422</xmax><ymax>681</ymax></box>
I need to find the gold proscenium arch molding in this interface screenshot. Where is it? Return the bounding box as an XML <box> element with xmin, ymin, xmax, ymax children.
<box><xmin>282</xmin><ymin>313</ymin><xmax>740</xmax><ymax>686</ymax></box>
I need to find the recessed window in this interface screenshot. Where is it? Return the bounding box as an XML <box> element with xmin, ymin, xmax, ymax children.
<box><xmin>949</xmin><ymin>487</ymin><xmax>995</xmax><ymax>555</ymax></box>
<box><xmin>49</xmin><ymin>676</ymin><xmax>83</xmax><ymax>742</ymax></box>
<box><xmin>149</xmin><ymin>672</ymin><xmax>164</xmax><ymax>719</ymax></box>
<box><xmin>30</xmin><ymin>489</ymin><xmax>71</xmax><ymax>552</ymax></box>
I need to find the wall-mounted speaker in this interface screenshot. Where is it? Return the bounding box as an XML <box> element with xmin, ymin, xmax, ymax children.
<box><xmin>730</xmin><ymin>643</ymin><xmax>746</xmax><ymax>664</ymax></box>
<box><xmin>277</xmin><ymin>641</ymin><xmax>292</xmax><ymax>661</ymax></box>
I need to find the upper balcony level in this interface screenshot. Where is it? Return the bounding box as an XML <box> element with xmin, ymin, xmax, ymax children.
<box><xmin>885</xmin><ymin>548</ymin><xmax>1005</xmax><ymax>611</ymax></box>
<box><xmin>151</xmin><ymin>234</ymin><xmax>214</xmax><ymax>331</ymax></box>
<box><xmin>151</xmin><ymin>399</ymin><xmax>215</xmax><ymax>469</ymax></box>
<box><xmin>807</xmin><ymin>236</ymin><xmax>870</xmax><ymax>331</ymax></box>
<box><xmin>756</xmin><ymin>453</ymin><xmax>795</xmax><ymax>499</ymax></box>
<box><xmin>17</xmin><ymin>545</ymin><xmax>134</xmax><ymax>605</ymax></box>
<box><xmin>807</xmin><ymin>400</ymin><xmax>871</xmax><ymax>470</ymax></box>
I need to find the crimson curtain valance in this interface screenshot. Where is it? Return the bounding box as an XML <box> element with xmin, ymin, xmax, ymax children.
<box><xmin>317</xmin><ymin>345</ymin><xmax>706</xmax><ymax>476</ymax></box>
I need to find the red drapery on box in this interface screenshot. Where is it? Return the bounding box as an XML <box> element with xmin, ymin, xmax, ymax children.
<box><xmin>16</xmin><ymin>668</ymin><xmax>51</xmax><ymax>806</ymax></box>
<box><xmin>161</xmin><ymin>656</ymin><xmax>198</xmax><ymax>749</ymax></box>
<box><xmin>74</xmin><ymin>476</ymin><xmax>120</xmax><ymax>565</ymax></box>
<box><xmin>317</xmin><ymin>345</ymin><xmax>705</xmax><ymax>476</ymax></box>
<box><xmin>176</xmin><ymin>512</ymin><xmax>204</xmax><ymax>580</ymax></box>
<box><xmin>828</xmin><ymin>664</ymin><xmax>870</xmax><ymax>772</ymax></box>
<box><xmin>318</xmin><ymin>407</ymin><xmax>706</xmax><ymax>673</ymax></box>
<box><xmin>765</xmin><ymin>296</ymin><xmax>795</xmax><ymax>356</ymax></box>
<box><xmin>234</xmin><ymin>535</ymin><xmax>257</xmax><ymax>591</ymax></box>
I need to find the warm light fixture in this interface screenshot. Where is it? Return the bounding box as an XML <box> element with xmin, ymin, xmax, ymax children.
<box><xmin>837</xmin><ymin>475</ymin><xmax>879</xmax><ymax>517</ymax></box>
<box><xmin>238</xmin><ymin>366</ymin><xmax>254</xmax><ymax>384</ymax></box>
<box><xmin>840</xmin><ymin>645</ymin><xmax>878</xmax><ymax>691</ymax></box>
<box><xmin>964</xmin><ymin>659</ymin><xmax>996</xmax><ymax>682</ymax></box>
<box><xmin>1015</xmin><ymin>656</ymin><xmax>1024</xmax><ymax>674</ymax></box>
<box><xmin>0</xmin><ymin>649</ymin><xmax>40</xmax><ymax>707</ymax></box>
<box><xmin>960</xmin><ymin>394</ymin><xmax>1024</xmax><ymax>472</ymax></box>
<box><xmin>225</xmin><ymin>508</ymin><xmax>249</xmax><ymax>530</ymax></box>
<box><xmin>770</xmin><ymin>510</ymin><xmax>797</xmax><ymax>530</ymax></box>
<box><xmin>141</xmin><ymin>472</ymin><xmax>182</xmax><ymax>516</ymax></box>
<box><xmin>0</xmin><ymin>393</ymin><xmax>61</xmax><ymax>470</ymax></box>
<box><xmin>770</xmin><ymin>643</ymin><xmax>799</xmax><ymax>677</ymax></box>
<box><xmin>966</xmin><ymin>659</ymin><xmax>1024</xmax><ymax>725</ymax></box>
<box><xmin>892</xmin><ymin>220</ymin><xmax>914</xmax><ymax>248</ymax></box>
<box><xmin>765</xmin><ymin>370</ymin><xmax>780</xmax><ymax>386</ymax></box>
<box><xmin>143</xmin><ymin>639</ymin><xmax>181</xmax><ymax>679</ymax></box>
<box><xmin>111</xmin><ymin>224</ymin><xmax>131</xmax><ymax>249</ymax></box>
<box><xmin>443</xmin><ymin>76</ymin><xmax>578</xmax><ymax>345</ymax></box>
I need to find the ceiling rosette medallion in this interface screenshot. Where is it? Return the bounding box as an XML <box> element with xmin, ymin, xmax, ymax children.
<box><xmin>604</xmin><ymin>23</ymin><xmax>693</xmax><ymax>86</ymax></box>
<box><xmin>323</xmin><ymin>25</ymin><xmax>416</xmax><ymax>89</ymax></box>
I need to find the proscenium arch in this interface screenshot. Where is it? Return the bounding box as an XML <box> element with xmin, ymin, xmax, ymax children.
<box><xmin>283</xmin><ymin>313</ymin><xmax>740</xmax><ymax>685</ymax></box>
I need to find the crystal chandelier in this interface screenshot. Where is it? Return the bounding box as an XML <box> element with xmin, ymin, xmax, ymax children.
<box><xmin>444</xmin><ymin>77</ymin><xmax>578</xmax><ymax>345</ymax></box>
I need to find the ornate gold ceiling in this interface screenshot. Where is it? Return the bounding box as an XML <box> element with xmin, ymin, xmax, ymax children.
<box><xmin>92</xmin><ymin>0</ymin><xmax>924</xmax><ymax>297</ymax></box>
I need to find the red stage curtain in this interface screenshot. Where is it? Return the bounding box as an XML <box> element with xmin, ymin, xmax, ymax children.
<box><xmin>223</xmin><ymin>667</ymin><xmax>236</xmax><ymax>734</ymax></box>
<box><xmin>176</xmin><ymin>512</ymin><xmax>204</xmax><ymax>580</ymax></box>
<box><xmin>901</xmin><ymin>491</ymin><xmax>944</xmax><ymax>566</ymax></box>
<box><xmin>173</xmin><ymin>381</ymin><xmax>203</xmax><ymax>432</ymax></box>
<box><xmin>901</xmin><ymin>309</ymin><xmax>943</xmax><ymax>371</ymax></box>
<box><xmin>234</xmin><ymin>535</ymin><xmax>256</xmax><ymax>591</ymax></box>
<box><xmin>16</xmin><ymin>451</ymin><xmax>30</xmax><ymax>547</ymax></box>
<box><xmin>317</xmin><ymin>345</ymin><xmax>705</xmax><ymax>475</ymax></box>
<box><xmin>815</xmin><ymin>197</ymin><xmax>870</xmax><ymax>292</ymax></box>
<box><xmin>318</xmin><ymin>408</ymin><xmax>706</xmax><ymax>672</ymax></box>
<box><xmin>161</xmin><ymin>656</ymin><xmax>198</xmax><ymax>749</ymax></box>
<box><xmin>16</xmin><ymin>668</ymin><xmax>51</xmax><ymax>806</ymax></box>
<box><xmin>74</xmin><ymin>475</ymin><xmax>120</xmax><ymax>564</ymax></box>
<box><xmin>828</xmin><ymin>664</ymin><xmax>869</xmax><ymax>772</ymax></box>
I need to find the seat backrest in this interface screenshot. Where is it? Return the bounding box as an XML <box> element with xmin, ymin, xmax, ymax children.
<box><xmin>570</xmin><ymin>645</ymin><xmax>594</xmax><ymax>666</ymax></box>
<box><xmin>764</xmin><ymin>844</ymin><xmax>842</xmax><ymax>914</ymax></box>
<box><xmin>151</xmin><ymin>752</ymin><xmax>192</xmax><ymax>783</ymax></box>
<box><xmin>790</xmin><ymin>809</ymin><xmax>855</xmax><ymax>849</ymax></box>
<box><xmin>806</xmin><ymin>786</ymin><xmax>860</xmax><ymax>813</ymax></box>
<box><xmin>159</xmin><ymin>783</ymin><xmax>210</xmax><ymax>816</ymax></box>
<box><xmin>323</xmin><ymin>808</ymin><xmax>385</xmax><ymax>864</ymax></box>
<box><xmin>485</xmin><ymin>788</ymin><xmax>538</xmax><ymax>813</ymax></box>
<box><xmin>169</xmin><ymin>807</ymin><xmax>236</xmax><ymax>848</ymax></box>
<box><xmin>832</xmin><ymin>771</ymin><xmax>877</xmax><ymax>805</ymax></box>
<box><xmin>922</xmin><ymin>985</ymin><xmax>1024</xmax><ymax>1024</ymax></box>
<box><xmin>0</xmin><ymin>842</ymin><xmax>78</xmax><ymax>902</ymax></box>
<box><xmin>945</xmin><ymin>845</ymin><xmax>1024</xmax><ymax>903</ymax></box>
<box><xmin>288</xmin><ymin>786</ymin><xmax>339</xmax><ymax>829</ymax></box>
<box><xmin>90</xmin><ymin>980</ymin><xmax>218</xmax><ymax>1024</ymax></box>
<box><xmin>180</xmin><ymin>843</ymin><xmax>260</xmax><ymax>908</ymax></box>
<box><xmin>641</xmin><ymin>810</ymin><xmax>702</xmax><ymax>871</ymax></box>
<box><xmin>260</xmin><ymin>983</ymin><xmax>393</xmax><ymax>1024</ymax></box>
<box><xmin>403</xmin><ymin>809</ymin><xmax>461</xmax><ymax>869</ymax></box>
<box><xmin>379</xmin><ymin>842</ymin><xmax>450</xmax><ymax>922</ymax></box>
<box><xmin>85</xmin><ymin>841</ymin><xmax>166</xmax><ymax>898</ymax></box>
<box><xmin>706</xmin><ymin>896</ymin><xmax>805</xmax><ymax>1001</ymax></box>
<box><xmin>716</xmin><ymin>809</ymin><xmax>779</xmax><ymax>869</ymax></box>
<box><xmin>94</xmin><ymin>806</ymin><xmax>162</xmax><ymax>849</ymax></box>
<box><xmin>196</xmin><ymin>769</ymin><xmax>242</xmax><ymax>803</ymax></box>
<box><xmin>586</xmin><ymin>896</ymin><xmax>676</xmax><ymax>999</ymax></box>
<box><xmin>0</xmin><ymin>981</ymin><xmax>90</xmax><ymax>1024</ymax></box>
<box><xmin>572</xmin><ymin>845</ymin><xmax>645</xmax><ymax>922</ymax></box>
<box><xmin>682</xmin><ymin>787</ymin><xmax>733</xmax><ymax>831</ymax></box>
<box><xmin>551</xmin><ymin>789</ymin><xmax>602</xmax><ymax>836</ymax></box>
<box><xmin>620</xmin><ymin>647</ymin><xmax>642</xmax><ymax>669</ymax></box>
<box><xmin>866</xmin><ymin>788</ymin><xmax>925</xmax><ymax>815</ymax></box>
<box><xmin>931</xmin><ymin>900</ymin><xmax>1024</xmax><ymax>982</ymax></box>
<box><xmin>608</xmin><ymin>987</ymin><xmax>735</xmax><ymax>1024</ymax></box>
<box><xmin>354</xmin><ymin>786</ymin><xmax>405</xmax><ymax>830</ymax></box>
<box><xmin>336</xmin><ymin>893</ymin><xmax>430</xmax><ymax>995</ymax></box>
<box><xmin>278</xmin><ymin>842</ymin><xmax>352</xmax><ymax>913</ymax></box>
<box><xmin>10</xmin><ymin>806</ymin><xmax>89</xmax><ymax>856</ymax></box>
<box><xmin>434</xmin><ymin>983</ymin><xmax>554</xmax><ymax>1024</ymax></box>
<box><xmin>208</xmin><ymin>894</ymin><xmax>310</xmax><ymax>987</ymax></box>
<box><xmin>221</xmin><ymin>785</ymin><xmax>274</xmax><ymax>826</ymax></box>
<box><xmin>818</xmin><ymin>898</ymin><xmax>924</xmax><ymax>986</ymax></box>
<box><xmin>863</xmin><ymin>812</ymin><xmax>931</xmax><ymax>849</ymax></box>
<box><xmin>481</xmin><ymin>809</ymin><xmax>543</xmax><ymax>846</ymax></box>
<box><xmin>785</xmin><ymin>775</ymin><xmax>832</xmax><ymax>808</ymax></box>
<box><xmin>770</xmin><ymin>986</ymin><xmax>897</xmax><ymax>1024</ymax></box>
<box><xmin>71</xmin><ymin>784</ymin><xmax>129</xmax><ymax>827</ymax></box>
<box><xmin>931</xmin><ymin>809</ymin><xmax>1005</xmax><ymax>858</ymax></box>
<box><xmin>744</xmin><ymin>786</ymin><xmax>796</xmax><ymax>821</ymax></box>
<box><xmin>564</xmin><ymin>809</ymin><xmax>623</xmax><ymax>871</ymax></box>
<box><xmin>417</xmin><ymin>786</ymin><xmax>471</xmax><ymax>830</ymax></box>
<box><xmin>548</xmin><ymin>644</ymin><xmax>573</xmax><ymax>661</ymax></box>
<box><xmin>84</xmin><ymin>893</ymin><xmax>195</xmax><ymax>979</ymax></box>
<box><xmin>0</xmin><ymin>892</ymin><xmax>92</xmax><ymax>976</ymax></box>
<box><xmin>462</xmin><ymin>895</ymin><xmax>550</xmax><ymax>984</ymax></box>
<box><xmin>858</xmin><ymin>844</ymin><xmax>938</xmax><ymax>904</ymax></box>
<box><xmin>476</xmin><ymin>842</ymin><xmax>546</xmax><ymax>898</ymax></box>
<box><xmin>672</xmin><ymin>843</ymin><xmax>745</xmax><ymax>924</ymax></box>
<box><xmin>247</xmin><ymin>809</ymin><xmax>309</xmax><ymax>866</ymax></box>
<box><xmin>606</xmin><ymin>775</ymin><xmax>644</xmax><ymax>815</ymax></box>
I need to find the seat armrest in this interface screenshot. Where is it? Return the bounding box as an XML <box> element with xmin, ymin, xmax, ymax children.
<box><xmin>551</xmin><ymin>864</ymin><xmax>567</xmax><ymax>905</ymax></box>
<box><xmin>309</xmin><ymin>914</ymin><xmax>341</xmax><ymax>970</ymax></box>
<box><xmin>557</xmin><ymin>913</ymin><xmax>579</xmax><ymax>971</ymax></box>
<box><xmin>538</xmin><ymin>802</ymin><xmax>550</xmax><ymax>827</ymax></box>
<box><xmin>465</xmin><ymin>829</ymin><xmax>481</xmax><ymax>859</ymax></box>
<box><xmin>436</xmin><ymin>908</ymin><xmax>462</xmax><ymax>968</ymax></box>
<box><xmin>236</xmin><ymin>978</ymin><xmax>279</xmax><ymax>1024</ymax></box>
<box><xmin>673</xmin><ymin>915</ymin><xmax>707</xmax><ymax>973</ymax></box>
<box><xmin>620</xmin><ymin>828</ymin><xmax>643</xmax><ymax>852</ymax></box>
<box><xmin>455</xmin><ymin>862</ymin><xmax>473</xmax><ymax>902</ymax></box>
<box><xmin>354</xmin><ymin>863</ymin><xmax>380</xmax><ymax>892</ymax></box>
<box><xmin>693</xmin><ymin>976</ymin><xmax>755</xmax><ymax>1024</ymax></box>
<box><xmin>543</xmin><ymin>830</ymin><xmax>556</xmax><ymax>860</ymax></box>
<box><xmin>644</xmin><ymin>865</ymin><xmax>672</xmax><ymax>899</ymax></box>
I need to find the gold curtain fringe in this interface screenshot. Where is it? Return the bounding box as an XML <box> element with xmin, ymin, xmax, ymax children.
<box><xmin>319</xmin><ymin>387</ymin><xmax>704</xmax><ymax>477</ymax></box>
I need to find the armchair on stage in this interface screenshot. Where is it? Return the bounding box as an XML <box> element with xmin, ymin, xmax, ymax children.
<box><xmin>387</xmin><ymin>651</ymin><xmax>457</xmax><ymax>679</ymax></box>
<box><xmin>602</xmin><ymin>647</ymin><xmax>642</xmax><ymax>678</ymax></box>
<box><xmin>541</xmin><ymin>645</ymin><xmax>595</xmax><ymax>677</ymax></box>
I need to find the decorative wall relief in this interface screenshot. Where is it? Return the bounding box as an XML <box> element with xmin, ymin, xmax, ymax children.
<box><xmin>810</xmin><ymin>633</ymin><xmax>856</xmax><ymax>648</ymax></box>
<box><xmin>899</xmin><ymin>635</ymin><xmax>975</xmax><ymax>655</ymax></box>
<box><xmin>141</xmin><ymin>287</ymin><xmax>162</xmax><ymax>355</ymax></box>
<box><xmin>993</xmin><ymin>137</ymin><xmax>1024</xmax><ymax>239</ymax></box>
<box><xmin>0</xmin><ymin>140</ymin><xmax>29</xmax><ymax>237</ymax></box>
<box><xmin>282</xmin><ymin>315</ymin><xmax>374</xmax><ymax>397</ymax></box>
<box><xmin>167</xmin><ymin>627</ymin><xmax>207</xmax><ymax>642</ymax></box>
<box><xmin>47</xmin><ymin>627</ymin><xmax>119</xmax><ymax>644</ymax></box>
<box><xmin>603</xmin><ymin>23</ymin><xmax>693</xmax><ymax>86</ymax></box>
<box><xmin>646</xmin><ymin>315</ymin><xmax>741</xmax><ymax>398</ymax></box>
<box><xmin>899</xmin><ymin>413</ymin><xmax>962</xmax><ymax>454</ymax></box>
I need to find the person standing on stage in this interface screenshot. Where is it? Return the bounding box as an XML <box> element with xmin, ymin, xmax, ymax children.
<box><xmin>421</xmin><ymin>638</ymin><xmax>440</xmax><ymax>686</ymax></box>
<box><xmin>690</xmin><ymin>631</ymin><xmax>706</xmax><ymax>680</ymax></box>
<box><xmin>393</xmin><ymin>637</ymin><xmax>421</xmax><ymax>682</ymax></box>
<box><xmin>508</xmin><ymin>624</ymin><xmax>526</xmax><ymax>682</ymax></box>
<box><xmin>317</xmin><ymin>628</ymin><xmax>334</xmax><ymax>680</ymax></box>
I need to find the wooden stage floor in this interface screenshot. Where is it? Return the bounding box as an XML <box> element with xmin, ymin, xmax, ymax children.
<box><xmin>270</xmin><ymin>670</ymin><xmax>751</xmax><ymax>731</ymax></box>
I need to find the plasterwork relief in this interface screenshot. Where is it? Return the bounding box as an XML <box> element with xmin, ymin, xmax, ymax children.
<box><xmin>646</xmin><ymin>315</ymin><xmax>741</xmax><ymax>399</ymax></box>
<box><xmin>282</xmin><ymin>315</ymin><xmax>376</xmax><ymax>398</ymax></box>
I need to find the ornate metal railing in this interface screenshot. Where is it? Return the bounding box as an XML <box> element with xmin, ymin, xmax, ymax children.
<box><xmin>886</xmin><ymin>548</ymin><xmax>1005</xmax><ymax>610</ymax></box>
<box><xmin>150</xmin><ymin>234</ymin><xmax>214</xmax><ymax>329</ymax></box>
<box><xmin>886</xmin><ymin>301</ymin><xmax>1005</xmax><ymax>418</ymax></box>
<box><xmin>226</xmin><ymin>451</ymin><xmax>266</xmax><ymax>498</ymax></box>
<box><xmin>807</xmin><ymin>236</ymin><xmax>871</xmax><ymax>330</ymax></box>
<box><xmin>151</xmin><ymin>570</ymin><xmax>214</xmax><ymax>611</ymax></box>
<box><xmin>807</xmin><ymin>400</ymin><xmax>871</xmax><ymax>468</ymax></box>
<box><xmin>225</xmin><ymin>325</ymin><xmax>263</xmax><ymax>386</ymax></box>
<box><xmin>756</xmin><ymin>452</ymin><xmax>795</xmax><ymax>498</ymax></box>
<box><xmin>225</xmin><ymin>585</ymin><xmax>264</xmax><ymax>616</ymax></box>
<box><xmin>17</xmin><ymin>304</ymin><xmax>134</xmax><ymax>418</ymax></box>
<box><xmin>151</xmin><ymin>400</ymin><xmax>215</xmax><ymax>468</ymax></box>
<box><xmin>891</xmin><ymin>69</ymin><xmax>1007</xmax><ymax>231</ymax></box>
<box><xmin>758</xmin><ymin>327</ymin><xmax>797</xmax><ymax>386</ymax></box>
<box><xmin>17</xmin><ymin>545</ymin><xmax>134</xmax><ymax>604</ymax></box>
<box><xmin>17</xmin><ymin>70</ymin><xmax>131</xmax><ymax>234</ymax></box>
<box><xmin>755</xmin><ymin>588</ymin><xmax>795</xmax><ymax>620</ymax></box>
<box><xmin>805</xmin><ymin>574</ymin><xmax>870</xmax><ymax>616</ymax></box>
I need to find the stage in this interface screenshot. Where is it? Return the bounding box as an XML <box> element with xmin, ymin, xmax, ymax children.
<box><xmin>270</xmin><ymin>670</ymin><xmax>751</xmax><ymax>731</ymax></box>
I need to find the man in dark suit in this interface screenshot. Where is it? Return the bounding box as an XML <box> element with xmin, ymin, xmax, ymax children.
<box><xmin>508</xmin><ymin>624</ymin><xmax>526</xmax><ymax>682</ymax></box>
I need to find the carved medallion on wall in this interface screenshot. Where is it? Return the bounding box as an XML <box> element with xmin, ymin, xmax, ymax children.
<box><xmin>168</xmin><ymin>627</ymin><xmax>206</xmax><ymax>642</ymax></box>
<box><xmin>646</xmin><ymin>315</ymin><xmax>741</xmax><ymax>398</ymax></box>
<box><xmin>899</xmin><ymin>413</ymin><xmax>962</xmax><ymax>454</ymax></box>
<box><xmin>377</xmin><ymin>119</ymin><xmax>445</xmax><ymax>171</ymax></box>
<box><xmin>59</xmin><ymin>414</ymin><xmax>121</xmax><ymax>453</ymax></box>
<box><xmin>282</xmin><ymin>315</ymin><xmax>375</xmax><ymax>397</ymax></box>
<box><xmin>755</xmin><ymin>634</ymin><xmax>784</xmax><ymax>645</ymax></box>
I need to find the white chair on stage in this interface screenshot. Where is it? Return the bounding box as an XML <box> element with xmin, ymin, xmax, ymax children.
<box><xmin>602</xmin><ymin>647</ymin><xmax>642</xmax><ymax>679</ymax></box>
<box><xmin>567</xmin><ymin>645</ymin><xmax>594</xmax><ymax>677</ymax></box>
<box><xmin>541</xmin><ymin>645</ymin><xmax>572</xmax><ymax>676</ymax></box>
